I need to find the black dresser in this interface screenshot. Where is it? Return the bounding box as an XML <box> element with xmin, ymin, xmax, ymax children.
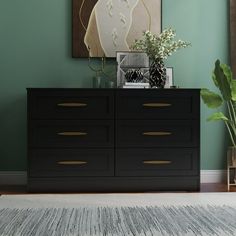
<box><xmin>27</xmin><ymin>88</ymin><xmax>200</xmax><ymax>192</ymax></box>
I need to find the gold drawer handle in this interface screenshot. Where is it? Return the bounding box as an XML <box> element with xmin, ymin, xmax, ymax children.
<box><xmin>57</xmin><ymin>132</ymin><xmax>87</xmax><ymax>136</ymax></box>
<box><xmin>143</xmin><ymin>132</ymin><xmax>172</xmax><ymax>136</ymax></box>
<box><xmin>57</xmin><ymin>103</ymin><xmax>87</xmax><ymax>107</ymax></box>
<box><xmin>57</xmin><ymin>161</ymin><xmax>87</xmax><ymax>165</ymax></box>
<box><xmin>142</xmin><ymin>103</ymin><xmax>172</xmax><ymax>107</ymax></box>
<box><xmin>143</xmin><ymin>160</ymin><xmax>172</xmax><ymax>165</ymax></box>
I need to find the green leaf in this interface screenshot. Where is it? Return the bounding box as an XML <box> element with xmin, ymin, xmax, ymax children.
<box><xmin>207</xmin><ymin>112</ymin><xmax>228</xmax><ymax>122</ymax></box>
<box><xmin>200</xmin><ymin>88</ymin><xmax>223</xmax><ymax>108</ymax></box>
<box><xmin>213</xmin><ymin>59</ymin><xmax>231</xmax><ymax>101</ymax></box>
<box><xmin>221</xmin><ymin>63</ymin><xmax>233</xmax><ymax>83</ymax></box>
<box><xmin>231</xmin><ymin>80</ymin><xmax>236</xmax><ymax>101</ymax></box>
<box><xmin>212</xmin><ymin>71</ymin><xmax>218</xmax><ymax>87</ymax></box>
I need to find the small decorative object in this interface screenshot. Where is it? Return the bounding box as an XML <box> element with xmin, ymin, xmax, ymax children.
<box><xmin>93</xmin><ymin>76</ymin><xmax>102</xmax><ymax>88</ymax></box>
<box><xmin>165</xmin><ymin>67</ymin><xmax>174</xmax><ymax>88</ymax></box>
<box><xmin>88</xmin><ymin>56</ymin><xmax>105</xmax><ymax>88</ymax></box>
<box><xmin>125</xmin><ymin>69</ymin><xmax>144</xmax><ymax>83</ymax></box>
<box><xmin>122</xmin><ymin>82</ymin><xmax>149</xmax><ymax>89</ymax></box>
<box><xmin>105</xmin><ymin>81</ymin><xmax>115</xmax><ymax>88</ymax></box>
<box><xmin>117</xmin><ymin>51</ymin><xmax>149</xmax><ymax>68</ymax></box>
<box><xmin>132</xmin><ymin>28</ymin><xmax>190</xmax><ymax>88</ymax></box>
<box><xmin>149</xmin><ymin>59</ymin><xmax>166</xmax><ymax>88</ymax></box>
<box><xmin>116</xmin><ymin>51</ymin><xmax>149</xmax><ymax>87</ymax></box>
<box><xmin>88</xmin><ymin>55</ymin><xmax>116</xmax><ymax>88</ymax></box>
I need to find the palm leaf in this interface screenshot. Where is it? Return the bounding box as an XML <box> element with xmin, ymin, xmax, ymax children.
<box><xmin>231</xmin><ymin>80</ymin><xmax>236</xmax><ymax>101</ymax></box>
<box><xmin>200</xmin><ymin>88</ymin><xmax>223</xmax><ymax>108</ymax></box>
<box><xmin>207</xmin><ymin>112</ymin><xmax>228</xmax><ymax>122</ymax></box>
<box><xmin>213</xmin><ymin>60</ymin><xmax>231</xmax><ymax>101</ymax></box>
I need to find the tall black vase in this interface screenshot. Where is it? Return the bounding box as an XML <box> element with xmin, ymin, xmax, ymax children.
<box><xmin>149</xmin><ymin>59</ymin><xmax>167</xmax><ymax>88</ymax></box>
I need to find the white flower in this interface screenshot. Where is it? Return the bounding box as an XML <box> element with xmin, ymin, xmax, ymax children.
<box><xmin>132</xmin><ymin>27</ymin><xmax>191</xmax><ymax>61</ymax></box>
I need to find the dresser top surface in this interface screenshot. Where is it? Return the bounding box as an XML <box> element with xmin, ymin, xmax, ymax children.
<box><xmin>27</xmin><ymin>88</ymin><xmax>200</xmax><ymax>91</ymax></box>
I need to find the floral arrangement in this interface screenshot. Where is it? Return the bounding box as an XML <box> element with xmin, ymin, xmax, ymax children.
<box><xmin>132</xmin><ymin>28</ymin><xmax>191</xmax><ymax>61</ymax></box>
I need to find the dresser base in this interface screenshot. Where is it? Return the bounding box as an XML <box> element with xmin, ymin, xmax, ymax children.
<box><xmin>28</xmin><ymin>177</ymin><xmax>200</xmax><ymax>193</ymax></box>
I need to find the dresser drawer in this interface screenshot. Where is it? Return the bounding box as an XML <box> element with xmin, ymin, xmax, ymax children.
<box><xmin>116</xmin><ymin>148</ymin><xmax>199</xmax><ymax>176</ymax></box>
<box><xmin>29</xmin><ymin>149</ymin><xmax>114</xmax><ymax>177</ymax></box>
<box><xmin>29</xmin><ymin>120</ymin><xmax>114</xmax><ymax>148</ymax></box>
<box><xmin>28</xmin><ymin>89</ymin><xmax>114</xmax><ymax>119</ymax></box>
<box><xmin>116</xmin><ymin>89</ymin><xmax>200</xmax><ymax>119</ymax></box>
<box><xmin>116</xmin><ymin>120</ymin><xmax>199</xmax><ymax>147</ymax></box>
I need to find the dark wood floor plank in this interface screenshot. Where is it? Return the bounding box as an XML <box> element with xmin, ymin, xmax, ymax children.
<box><xmin>0</xmin><ymin>184</ymin><xmax>236</xmax><ymax>194</ymax></box>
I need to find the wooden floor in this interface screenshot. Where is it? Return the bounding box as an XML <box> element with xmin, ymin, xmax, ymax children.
<box><xmin>0</xmin><ymin>184</ymin><xmax>236</xmax><ymax>194</ymax></box>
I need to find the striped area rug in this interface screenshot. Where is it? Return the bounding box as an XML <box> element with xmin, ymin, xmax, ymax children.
<box><xmin>1</xmin><ymin>193</ymin><xmax>236</xmax><ymax>236</ymax></box>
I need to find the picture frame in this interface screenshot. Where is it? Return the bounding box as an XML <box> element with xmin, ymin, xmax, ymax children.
<box><xmin>117</xmin><ymin>51</ymin><xmax>174</xmax><ymax>88</ymax></box>
<box><xmin>116</xmin><ymin>51</ymin><xmax>149</xmax><ymax>87</ymax></box>
<box><xmin>165</xmin><ymin>67</ymin><xmax>174</xmax><ymax>88</ymax></box>
<box><xmin>72</xmin><ymin>0</ymin><xmax>162</xmax><ymax>58</ymax></box>
<box><xmin>116</xmin><ymin>51</ymin><xmax>149</xmax><ymax>68</ymax></box>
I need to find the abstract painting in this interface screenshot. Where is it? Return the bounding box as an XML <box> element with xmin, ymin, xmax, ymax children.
<box><xmin>72</xmin><ymin>0</ymin><xmax>162</xmax><ymax>58</ymax></box>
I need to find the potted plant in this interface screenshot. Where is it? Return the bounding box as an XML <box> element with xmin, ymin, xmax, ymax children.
<box><xmin>201</xmin><ymin>59</ymin><xmax>236</xmax><ymax>167</ymax></box>
<box><xmin>132</xmin><ymin>27</ymin><xmax>190</xmax><ymax>88</ymax></box>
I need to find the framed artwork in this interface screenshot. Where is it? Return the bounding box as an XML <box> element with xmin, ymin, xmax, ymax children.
<box><xmin>116</xmin><ymin>51</ymin><xmax>149</xmax><ymax>87</ymax></box>
<box><xmin>165</xmin><ymin>67</ymin><xmax>174</xmax><ymax>88</ymax></box>
<box><xmin>116</xmin><ymin>51</ymin><xmax>149</xmax><ymax>67</ymax></box>
<box><xmin>72</xmin><ymin>0</ymin><xmax>162</xmax><ymax>58</ymax></box>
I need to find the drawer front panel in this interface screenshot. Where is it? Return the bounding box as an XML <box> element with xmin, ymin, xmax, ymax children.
<box><xmin>116</xmin><ymin>120</ymin><xmax>199</xmax><ymax>147</ymax></box>
<box><xmin>116</xmin><ymin>148</ymin><xmax>199</xmax><ymax>176</ymax></box>
<box><xmin>116</xmin><ymin>89</ymin><xmax>200</xmax><ymax>119</ymax></box>
<box><xmin>29</xmin><ymin>149</ymin><xmax>114</xmax><ymax>177</ymax></box>
<box><xmin>28</xmin><ymin>89</ymin><xmax>114</xmax><ymax>119</ymax></box>
<box><xmin>29</xmin><ymin>120</ymin><xmax>114</xmax><ymax>147</ymax></box>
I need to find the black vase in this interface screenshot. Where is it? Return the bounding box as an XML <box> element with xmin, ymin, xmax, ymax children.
<box><xmin>149</xmin><ymin>59</ymin><xmax>167</xmax><ymax>88</ymax></box>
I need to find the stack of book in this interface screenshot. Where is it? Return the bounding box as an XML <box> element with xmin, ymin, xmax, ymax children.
<box><xmin>122</xmin><ymin>82</ymin><xmax>150</xmax><ymax>88</ymax></box>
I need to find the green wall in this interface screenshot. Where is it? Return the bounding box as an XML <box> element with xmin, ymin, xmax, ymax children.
<box><xmin>0</xmin><ymin>0</ymin><xmax>229</xmax><ymax>171</ymax></box>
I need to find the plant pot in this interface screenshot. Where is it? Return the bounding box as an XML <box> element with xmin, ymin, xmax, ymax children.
<box><xmin>227</xmin><ymin>146</ymin><xmax>236</xmax><ymax>166</ymax></box>
<box><xmin>149</xmin><ymin>59</ymin><xmax>167</xmax><ymax>88</ymax></box>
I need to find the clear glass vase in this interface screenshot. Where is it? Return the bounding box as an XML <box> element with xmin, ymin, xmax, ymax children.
<box><xmin>93</xmin><ymin>76</ymin><xmax>102</xmax><ymax>88</ymax></box>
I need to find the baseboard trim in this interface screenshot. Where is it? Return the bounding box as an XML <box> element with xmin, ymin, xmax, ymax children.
<box><xmin>0</xmin><ymin>170</ymin><xmax>227</xmax><ymax>185</ymax></box>
<box><xmin>200</xmin><ymin>170</ymin><xmax>226</xmax><ymax>183</ymax></box>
